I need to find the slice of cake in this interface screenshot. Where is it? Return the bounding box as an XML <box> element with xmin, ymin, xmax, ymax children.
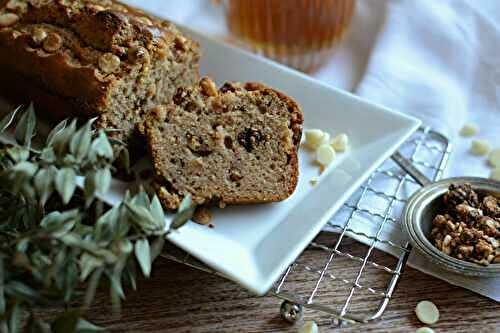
<box><xmin>138</xmin><ymin>77</ymin><xmax>304</xmax><ymax>209</ymax></box>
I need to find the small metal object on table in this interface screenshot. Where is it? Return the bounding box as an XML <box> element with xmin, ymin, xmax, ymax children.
<box><xmin>162</xmin><ymin>126</ymin><xmax>452</xmax><ymax>326</ymax></box>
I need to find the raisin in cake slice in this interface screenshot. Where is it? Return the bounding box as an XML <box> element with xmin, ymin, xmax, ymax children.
<box><xmin>139</xmin><ymin>77</ymin><xmax>303</xmax><ymax>210</ymax></box>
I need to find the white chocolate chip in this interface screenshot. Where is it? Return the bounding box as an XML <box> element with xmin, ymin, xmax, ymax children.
<box><xmin>487</xmin><ymin>148</ymin><xmax>500</xmax><ymax>168</ymax></box>
<box><xmin>298</xmin><ymin>321</ymin><xmax>319</xmax><ymax>333</ymax></box>
<box><xmin>316</xmin><ymin>144</ymin><xmax>336</xmax><ymax>166</ymax></box>
<box><xmin>459</xmin><ymin>123</ymin><xmax>478</xmax><ymax>137</ymax></box>
<box><xmin>305</xmin><ymin>129</ymin><xmax>330</xmax><ymax>149</ymax></box>
<box><xmin>331</xmin><ymin>133</ymin><xmax>349</xmax><ymax>152</ymax></box>
<box><xmin>470</xmin><ymin>139</ymin><xmax>491</xmax><ymax>156</ymax></box>
<box><xmin>490</xmin><ymin>168</ymin><xmax>500</xmax><ymax>181</ymax></box>
<box><xmin>0</xmin><ymin>13</ymin><xmax>19</xmax><ymax>27</ymax></box>
<box><xmin>416</xmin><ymin>328</ymin><xmax>435</xmax><ymax>333</ymax></box>
<box><xmin>99</xmin><ymin>53</ymin><xmax>121</xmax><ymax>73</ymax></box>
<box><xmin>305</xmin><ymin>129</ymin><xmax>325</xmax><ymax>149</ymax></box>
<box><xmin>415</xmin><ymin>301</ymin><xmax>439</xmax><ymax>325</ymax></box>
<box><xmin>42</xmin><ymin>32</ymin><xmax>63</xmax><ymax>52</ymax></box>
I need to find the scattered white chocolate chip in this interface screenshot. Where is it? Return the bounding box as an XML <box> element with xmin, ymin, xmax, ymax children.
<box><xmin>0</xmin><ymin>13</ymin><xmax>19</xmax><ymax>27</ymax></box>
<box><xmin>316</xmin><ymin>144</ymin><xmax>336</xmax><ymax>166</ymax></box>
<box><xmin>42</xmin><ymin>32</ymin><xmax>63</xmax><ymax>52</ymax></box>
<box><xmin>470</xmin><ymin>139</ymin><xmax>491</xmax><ymax>156</ymax></box>
<box><xmin>415</xmin><ymin>301</ymin><xmax>439</xmax><ymax>325</ymax></box>
<box><xmin>459</xmin><ymin>123</ymin><xmax>478</xmax><ymax>137</ymax></box>
<box><xmin>416</xmin><ymin>328</ymin><xmax>435</xmax><ymax>333</ymax></box>
<box><xmin>331</xmin><ymin>133</ymin><xmax>349</xmax><ymax>152</ymax></box>
<box><xmin>490</xmin><ymin>168</ymin><xmax>500</xmax><ymax>181</ymax></box>
<box><xmin>298</xmin><ymin>321</ymin><xmax>319</xmax><ymax>333</ymax></box>
<box><xmin>99</xmin><ymin>53</ymin><xmax>121</xmax><ymax>73</ymax></box>
<box><xmin>305</xmin><ymin>129</ymin><xmax>326</xmax><ymax>149</ymax></box>
<box><xmin>487</xmin><ymin>148</ymin><xmax>500</xmax><ymax>168</ymax></box>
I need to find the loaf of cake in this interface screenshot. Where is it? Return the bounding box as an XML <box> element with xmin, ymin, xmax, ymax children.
<box><xmin>139</xmin><ymin>77</ymin><xmax>304</xmax><ymax>210</ymax></box>
<box><xmin>0</xmin><ymin>0</ymin><xmax>200</xmax><ymax>145</ymax></box>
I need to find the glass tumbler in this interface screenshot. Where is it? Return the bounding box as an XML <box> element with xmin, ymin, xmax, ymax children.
<box><xmin>221</xmin><ymin>0</ymin><xmax>356</xmax><ymax>73</ymax></box>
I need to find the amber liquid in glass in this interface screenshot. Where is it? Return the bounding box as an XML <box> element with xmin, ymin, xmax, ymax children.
<box><xmin>224</xmin><ymin>0</ymin><xmax>356</xmax><ymax>72</ymax></box>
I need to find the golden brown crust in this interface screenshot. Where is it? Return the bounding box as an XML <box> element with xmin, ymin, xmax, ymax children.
<box><xmin>0</xmin><ymin>0</ymin><xmax>200</xmax><ymax>143</ymax></box>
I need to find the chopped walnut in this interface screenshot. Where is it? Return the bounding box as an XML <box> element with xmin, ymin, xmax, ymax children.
<box><xmin>482</xmin><ymin>195</ymin><xmax>499</xmax><ymax>217</ymax></box>
<box><xmin>31</xmin><ymin>27</ymin><xmax>47</xmax><ymax>45</ymax></box>
<box><xmin>6</xmin><ymin>0</ymin><xmax>28</xmax><ymax>13</ymax></box>
<box><xmin>98</xmin><ymin>52</ymin><xmax>121</xmax><ymax>73</ymax></box>
<box><xmin>192</xmin><ymin>206</ymin><xmax>212</xmax><ymax>225</ymax></box>
<box><xmin>199</xmin><ymin>77</ymin><xmax>218</xmax><ymax>97</ymax></box>
<box><xmin>128</xmin><ymin>45</ymin><xmax>150</xmax><ymax>64</ymax></box>
<box><xmin>0</xmin><ymin>13</ymin><xmax>19</xmax><ymax>27</ymax></box>
<box><xmin>42</xmin><ymin>32</ymin><xmax>63</xmax><ymax>52</ymax></box>
<box><xmin>430</xmin><ymin>183</ymin><xmax>500</xmax><ymax>266</ymax></box>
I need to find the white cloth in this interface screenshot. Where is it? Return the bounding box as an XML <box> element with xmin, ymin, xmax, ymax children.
<box><xmin>123</xmin><ymin>0</ymin><xmax>500</xmax><ymax>301</ymax></box>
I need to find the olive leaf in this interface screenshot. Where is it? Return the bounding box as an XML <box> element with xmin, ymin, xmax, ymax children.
<box><xmin>134</xmin><ymin>239</ymin><xmax>151</xmax><ymax>278</ymax></box>
<box><xmin>34</xmin><ymin>167</ymin><xmax>55</xmax><ymax>205</ymax></box>
<box><xmin>52</xmin><ymin>119</ymin><xmax>77</xmax><ymax>156</ymax></box>
<box><xmin>75</xmin><ymin>318</ymin><xmax>104</xmax><ymax>332</ymax></box>
<box><xmin>89</xmin><ymin>131</ymin><xmax>113</xmax><ymax>160</ymax></box>
<box><xmin>55</xmin><ymin>168</ymin><xmax>76</xmax><ymax>205</ymax></box>
<box><xmin>70</xmin><ymin>118</ymin><xmax>95</xmax><ymax>161</ymax></box>
<box><xmin>0</xmin><ymin>105</ymin><xmax>21</xmax><ymax>133</ymax></box>
<box><xmin>170</xmin><ymin>195</ymin><xmax>195</xmax><ymax>229</ymax></box>
<box><xmin>95</xmin><ymin>168</ymin><xmax>111</xmax><ymax>196</ymax></box>
<box><xmin>14</xmin><ymin>103</ymin><xmax>36</xmax><ymax>148</ymax></box>
<box><xmin>46</xmin><ymin>119</ymin><xmax>68</xmax><ymax>146</ymax></box>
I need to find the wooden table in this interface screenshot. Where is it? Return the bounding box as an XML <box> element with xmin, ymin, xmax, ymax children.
<box><xmin>84</xmin><ymin>238</ymin><xmax>499</xmax><ymax>333</ymax></box>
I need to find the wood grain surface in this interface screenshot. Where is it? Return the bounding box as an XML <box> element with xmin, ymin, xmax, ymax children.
<box><xmin>72</xmin><ymin>236</ymin><xmax>500</xmax><ymax>333</ymax></box>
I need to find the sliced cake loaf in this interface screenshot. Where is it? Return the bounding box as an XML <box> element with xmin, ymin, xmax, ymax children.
<box><xmin>0</xmin><ymin>0</ymin><xmax>200</xmax><ymax>146</ymax></box>
<box><xmin>139</xmin><ymin>77</ymin><xmax>304</xmax><ymax>210</ymax></box>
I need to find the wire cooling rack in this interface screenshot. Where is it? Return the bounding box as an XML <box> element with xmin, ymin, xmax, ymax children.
<box><xmin>161</xmin><ymin>126</ymin><xmax>452</xmax><ymax>325</ymax></box>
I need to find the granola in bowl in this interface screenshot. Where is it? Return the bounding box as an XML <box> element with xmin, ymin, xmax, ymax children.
<box><xmin>430</xmin><ymin>183</ymin><xmax>500</xmax><ymax>266</ymax></box>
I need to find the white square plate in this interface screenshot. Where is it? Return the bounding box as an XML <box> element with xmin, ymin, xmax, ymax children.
<box><xmin>39</xmin><ymin>26</ymin><xmax>419</xmax><ymax>296</ymax></box>
<box><xmin>137</xmin><ymin>27</ymin><xmax>419</xmax><ymax>295</ymax></box>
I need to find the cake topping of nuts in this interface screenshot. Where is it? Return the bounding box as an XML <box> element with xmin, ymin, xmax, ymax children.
<box><xmin>430</xmin><ymin>183</ymin><xmax>500</xmax><ymax>265</ymax></box>
<box><xmin>0</xmin><ymin>13</ymin><xmax>19</xmax><ymax>27</ymax></box>
<box><xmin>31</xmin><ymin>27</ymin><xmax>48</xmax><ymax>45</ymax></box>
<box><xmin>98</xmin><ymin>53</ymin><xmax>121</xmax><ymax>73</ymax></box>
<box><xmin>174</xmin><ymin>35</ymin><xmax>188</xmax><ymax>51</ymax></box>
<box><xmin>128</xmin><ymin>46</ymin><xmax>150</xmax><ymax>64</ymax></box>
<box><xmin>42</xmin><ymin>32</ymin><xmax>63</xmax><ymax>52</ymax></box>
<box><xmin>6</xmin><ymin>0</ymin><xmax>28</xmax><ymax>13</ymax></box>
<box><xmin>199</xmin><ymin>77</ymin><xmax>218</xmax><ymax>97</ymax></box>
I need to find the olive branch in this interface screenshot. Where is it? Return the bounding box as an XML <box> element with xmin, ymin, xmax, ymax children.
<box><xmin>0</xmin><ymin>104</ymin><xmax>193</xmax><ymax>332</ymax></box>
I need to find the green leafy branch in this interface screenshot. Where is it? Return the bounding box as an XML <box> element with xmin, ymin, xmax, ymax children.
<box><xmin>0</xmin><ymin>105</ymin><xmax>192</xmax><ymax>333</ymax></box>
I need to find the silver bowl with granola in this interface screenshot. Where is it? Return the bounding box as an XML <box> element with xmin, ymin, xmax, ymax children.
<box><xmin>403</xmin><ymin>177</ymin><xmax>500</xmax><ymax>277</ymax></box>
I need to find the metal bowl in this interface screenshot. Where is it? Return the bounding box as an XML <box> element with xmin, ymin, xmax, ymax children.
<box><xmin>403</xmin><ymin>177</ymin><xmax>500</xmax><ymax>277</ymax></box>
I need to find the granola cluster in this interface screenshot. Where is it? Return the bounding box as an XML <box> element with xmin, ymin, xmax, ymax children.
<box><xmin>430</xmin><ymin>183</ymin><xmax>500</xmax><ymax>266</ymax></box>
